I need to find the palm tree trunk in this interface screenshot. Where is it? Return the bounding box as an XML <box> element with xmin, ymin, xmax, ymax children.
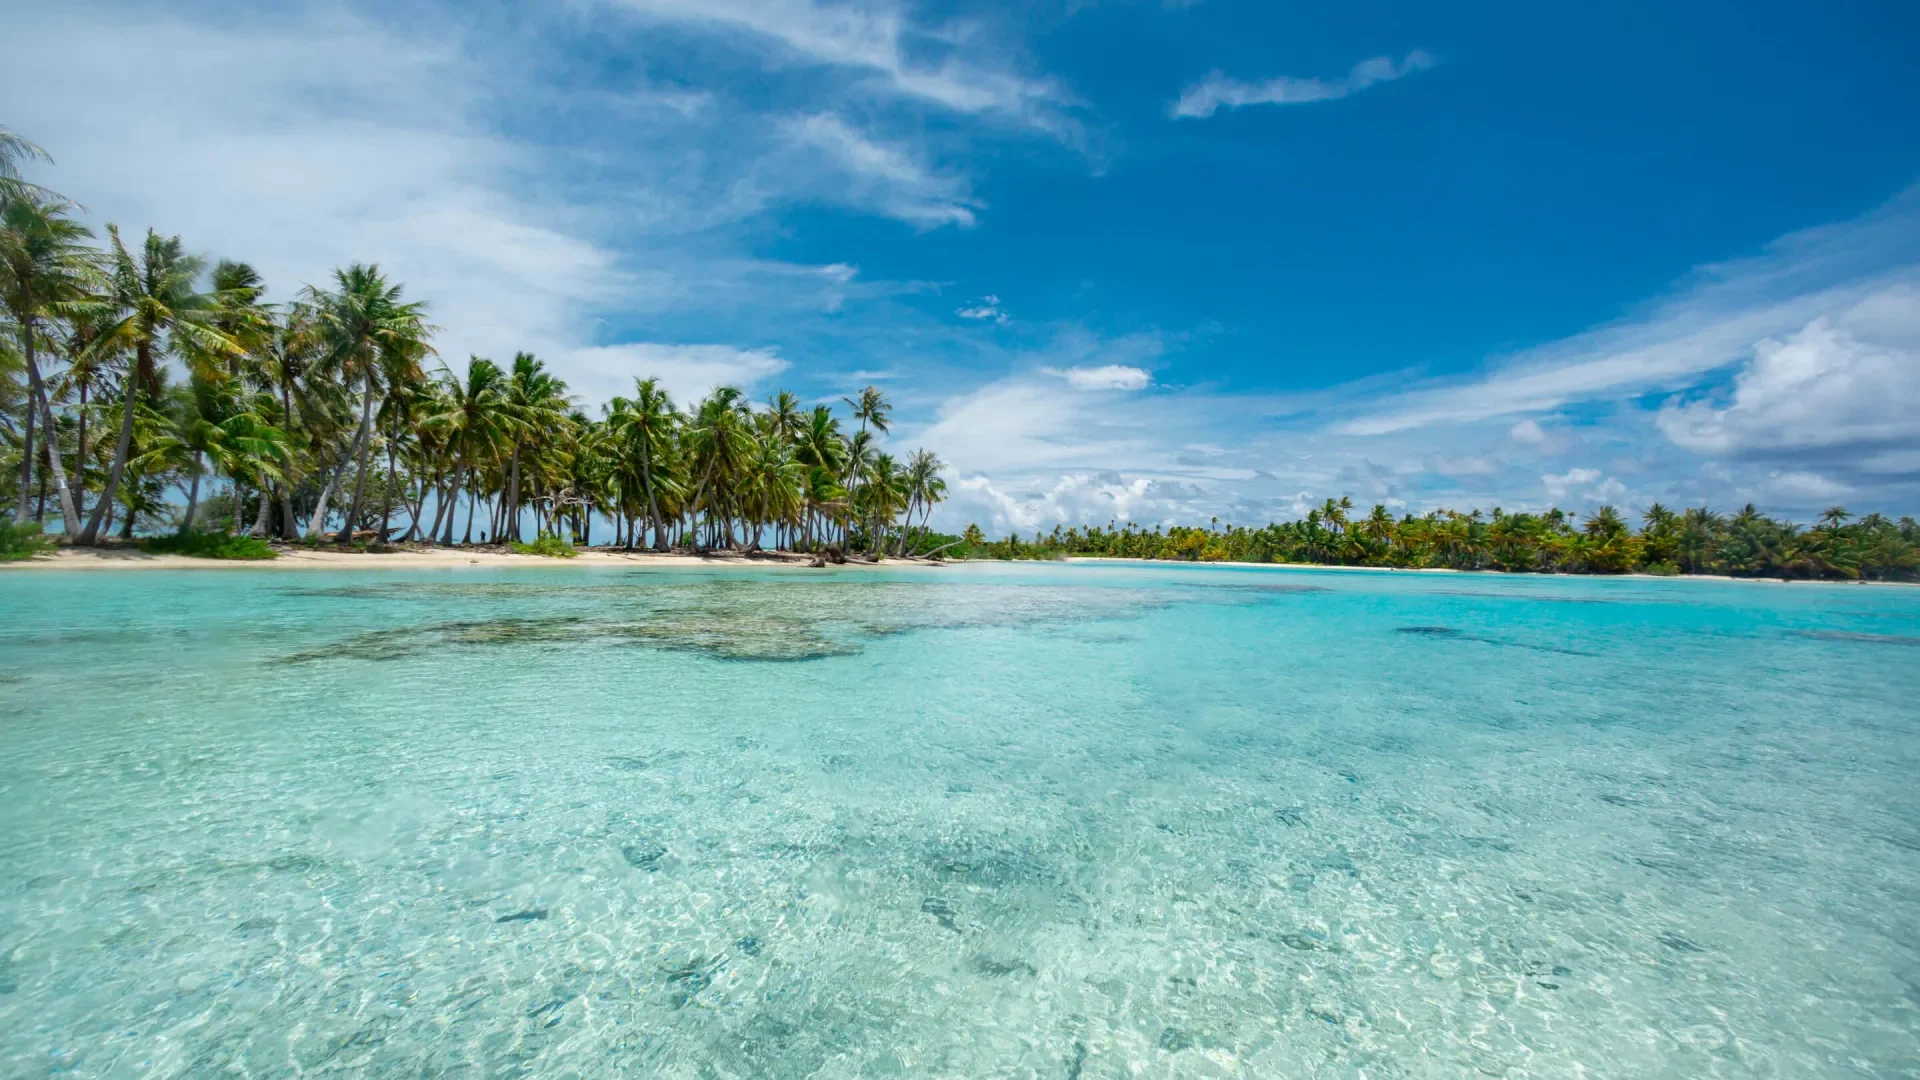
<box><xmin>404</xmin><ymin>468</ymin><xmax>430</xmax><ymax>542</ymax></box>
<box><xmin>182</xmin><ymin>453</ymin><xmax>203</xmax><ymax>532</ymax></box>
<box><xmin>505</xmin><ymin>442</ymin><xmax>522</xmax><ymax>542</ymax></box>
<box><xmin>640</xmin><ymin>441</ymin><xmax>666</xmax><ymax>551</ymax></box>
<box><xmin>440</xmin><ymin>463</ymin><xmax>463</xmax><ymax>545</ymax></box>
<box><xmin>306</xmin><ymin>463</ymin><xmax>336</xmax><ymax>537</ymax></box>
<box><xmin>78</xmin><ymin>341</ymin><xmax>145</xmax><ymax>545</ymax></box>
<box><xmin>277</xmin><ymin>376</ymin><xmax>298</xmax><ymax>537</ymax></box>
<box><xmin>74</xmin><ymin>380</ymin><xmax>88</xmax><ymax>524</ymax></box>
<box><xmin>18</xmin><ymin>321</ymin><xmax>82</xmax><ymax>538</ymax></box>
<box><xmin>34</xmin><ymin>443</ymin><xmax>48</xmax><ymax>523</ymax></box>
<box><xmin>462</xmin><ymin>485</ymin><xmax>477</xmax><ymax>544</ymax></box>
<box><xmin>249</xmin><ymin>487</ymin><xmax>270</xmax><ymax>537</ymax></box>
<box><xmin>15</xmin><ymin>390</ymin><xmax>33</xmax><ymax>522</ymax></box>
<box><xmin>336</xmin><ymin>376</ymin><xmax>377</xmax><ymax>543</ymax></box>
<box><xmin>379</xmin><ymin>440</ymin><xmax>398</xmax><ymax>541</ymax></box>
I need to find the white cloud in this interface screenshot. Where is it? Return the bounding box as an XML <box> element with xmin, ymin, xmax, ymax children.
<box><xmin>1764</xmin><ymin>470</ymin><xmax>1855</xmax><ymax>502</ymax></box>
<box><xmin>2</xmin><ymin>1</ymin><xmax>964</xmax><ymax>415</ymax></box>
<box><xmin>1172</xmin><ymin>51</ymin><xmax>1436</xmax><ymax>120</ymax></box>
<box><xmin>1656</xmin><ymin>314</ymin><xmax>1920</xmax><ymax>459</ymax></box>
<box><xmin>953</xmin><ymin>473</ymin><xmax>1164</xmax><ymax>534</ymax></box>
<box><xmin>566</xmin><ymin>344</ymin><xmax>790</xmax><ymax>406</ymax></box>
<box><xmin>1</xmin><ymin>5</ymin><xmax>610</xmax><ymax>374</ymax></box>
<box><xmin>1542</xmin><ymin>468</ymin><xmax>1602</xmax><ymax>500</ymax></box>
<box><xmin>1336</xmin><ymin>191</ymin><xmax>1920</xmax><ymax>436</ymax></box>
<box><xmin>782</xmin><ymin>112</ymin><xmax>981</xmax><ymax>228</ymax></box>
<box><xmin>1061</xmin><ymin>364</ymin><xmax>1152</xmax><ymax>391</ymax></box>
<box><xmin>957</xmin><ymin>295</ymin><xmax>1009</xmax><ymax>323</ymax></box>
<box><xmin>608</xmin><ymin>0</ymin><xmax>1071</xmax><ymax>131</ymax></box>
<box><xmin>1508</xmin><ymin>419</ymin><xmax>1550</xmax><ymax>446</ymax></box>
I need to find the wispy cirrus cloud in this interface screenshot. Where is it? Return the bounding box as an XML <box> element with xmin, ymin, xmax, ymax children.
<box><xmin>605</xmin><ymin>0</ymin><xmax>1074</xmax><ymax>132</ymax></box>
<box><xmin>1333</xmin><ymin>188</ymin><xmax>1920</xmax><ymax>438</ymax></box>
<box><xmin>1171</xmin><ymin>50</ymin><xmax>1436</xmax><ymax>120</ymax></box>
<box><xmin>781</xmin><ymin>112</ymin><xmax>981</xmax><ymax>227</ymax></box>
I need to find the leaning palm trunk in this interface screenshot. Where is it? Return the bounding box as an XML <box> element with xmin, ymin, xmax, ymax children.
<box><xmin>336</xmin><ymin>377</ymin><xmax>378</xmax><ymax>543</ymax></box>
<box><xmin>181</xmin><ymin>452</ymin><xmax>204</xmax><ymax>531</ymax></box>
<box><xmin>439</xmin><ymin>464</ymin><xmax>464</xmax><ymax>545</ymax></box>
<box><xmin>305</xmin><ymin>464</ymin><xmax>338</xmax><ymax>537</ymax></box>
<box><xmin>279</xmin><ymin>485</ymin><xmax>300</xmax><ymax>540</ymax></box>
<box><xmin>19</xmin><ymin>322</ymin><xmax>82</xmax><ymax>537</ymax></box>
<box><xmin>248</xmin><ymin>488</ymin><xmax>270</xmax><ymax>537</ymax></box>
<box><xmin>77</xmin><ymin>342</ymin><xmax>146</xmax><ymax>545</ymax></box>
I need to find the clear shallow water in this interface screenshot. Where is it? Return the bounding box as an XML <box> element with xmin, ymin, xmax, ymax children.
<box><xmin>2</xmin><ymin>562</ymin><xmax>1918</xmax><ymax>1079</ymax></box>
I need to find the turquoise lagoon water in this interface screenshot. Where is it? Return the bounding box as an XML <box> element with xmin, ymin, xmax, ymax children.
<box><xmin>1</xmin><ymin>561</ymin><xmax>1918</xmax><ymax>1078</ymax></box>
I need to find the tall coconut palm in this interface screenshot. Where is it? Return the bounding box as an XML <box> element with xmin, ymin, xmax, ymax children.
<box><xmin>843</xmin><ymin>385</ymin><xmax>890</xmax><ymax>437</ymax></box>
<box><xmin>80</xmin><ymin>227</ymin><xmax>246</xmax><ymax>544</ymax></box>
<box><xmin>0</xmin><ymin>191</ymin><xmax>97</xmax><ymax>535</ymax></box>
<box><xmin>261</xmin><ymin>302</ymin><xmax>327</xmax><ymax>537</ymax></box>
<box><xmin>500</xmin><ymin>352</ymin><xmax>569</xmax><ymax>542</ymax></box>
<box><xmin>306</xmin><ymin>264</ymin><xmax>431</xmax><ymax>543</ymax></box>
<box><xmin>686</xmin><ymin>387</ymin><xmax>755</xmax><ymax>548</ymax></box>
<box><xmin>606</xmin><ymin>377</ymin><xmax>677</xmax><ymax>550</ymax></box>
<box><xmin>897</xmin><ymin>448</ymin><xmax>947</xmax><ymax>552</ymax></box>
<box><xmin>793</xmin><ymin>404</ymin><xmax>847</xmax><ymax>550</ymax></box>
<box><xmin>51</xmin><ymin>302</ymin><xmax>122</xmax><ymax>525</ymax></box>
<box><xmin>427</xmin><ymin>356</ymin><xmax>509</xmax><ymax>544</ymax></box>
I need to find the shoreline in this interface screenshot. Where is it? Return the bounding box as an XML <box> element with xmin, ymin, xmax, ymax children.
<box><xmin>1064</xmin><ymin>555</ymin><xmax>1915</xmax><ymax>586</ymax></box>
<box><xmin>4</xmin><ymin>547</ymin><xmax>1908</xmax><ymax>585</ymax></box>
<box><xmin>1</xmin><ymin>545</ymin><xmax>949</xmax><ymax>572</ymax></box>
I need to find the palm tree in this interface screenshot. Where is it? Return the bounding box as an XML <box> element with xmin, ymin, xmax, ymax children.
<box><xmin>51</xmin><ymin>301</ymin><xmax>121</xmax><ymax>526</ymax></box>
<box><xmin>606</xmin><ymin>377</ymin><xmax>677</xmax><ymax>550</ymax></box>
<box><xmin>261</xmin><ymin>302</ymin><xmax>328</xmax><ymax>537</ymax></box>
<box><xmin>428</xmin><ymin>356</ymin><xmax>510</xmax><ymax>544</ymax></box>
<box><xmin>0</xmin><ymin>126</ymin><xmax>54</xmax><ymax>200</ymax></box>
<box><xmin>898</xmin><ymin>448</ymin><xmax>947</xmax><ymax>553</ymax></box>
<box><xmin>858</xmin><ymin>451</ymin><xmax>909</xmax><ymax>554</ymax></box>
<box><xmin>843</xmin><ymin>385</ymin><xmax>891</xmax><ymax>437</ymax></box>
<box><xmin>0</xmin><ymin>191</ymin><xmax>97</xmax><ymax>536</ymax></box>
<box><xmin>307</xmin><ymin>264</ymin><xmax>431</xmax><ymax>543</ymax></box>
<box><xmin>500</xmin><ymin>352</ymin><xmax>569</xmax><ymax>542</ymax></box>
<box><xmin>686</xmin><ymin>387</ymin><xmax>755</xmax><ymax>549</ymax></box>
<box><xmin>79</xmin><ymin>226</ymin><xmax>243</xmax><ymax>545</ymax></box>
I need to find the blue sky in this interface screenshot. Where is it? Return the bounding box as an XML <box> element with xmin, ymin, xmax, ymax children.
<box><xmin>9</xmin><ymin>0</ymin><xmax>1920</xmax><ymax>531</ymax></box>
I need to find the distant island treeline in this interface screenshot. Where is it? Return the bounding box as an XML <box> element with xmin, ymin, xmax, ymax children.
<box><xmin>939</xmin><ymin>500</ymin><xmax>1918</xmax><ymax>582</ymax></box>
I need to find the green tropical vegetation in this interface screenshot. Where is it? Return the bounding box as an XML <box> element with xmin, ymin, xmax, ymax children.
<box><xmin>140</xmin><ymin>529</ymin><xmax>276</xmax><ymax>561</ymax></box>
<box><xmin>949</xmin><ymin>499</ymin><xmax>1920</xmax><ymax>581</ymax></box>
<box><xmin>1</xmin><ymin>128</ymin><xmax>951</xmax><ymax>559</ymax></box>
<box><xmin>509</xmin><ymin>535</ymin><xmax>579</xmax><ymax>559</ymax></box>
<box><xmin>0</xmin><ymin>519</ymin><xmax>52</xmax><ymax>561</ymax></box>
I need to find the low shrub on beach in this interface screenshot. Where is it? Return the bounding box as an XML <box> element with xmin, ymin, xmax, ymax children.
<box><xmin>142</xmin><ymin>530</ymin><xmax>278</xmax><ymax>560</ymax></box>
<box><xmin>0</xmin><ymin>521</ymin><xmax>54</xmax><ymax>561</ymax></box>
<box><xmin>509</xmin><ymin>535</ymin><xmax>578</xmax><ymax>558</ymax></box>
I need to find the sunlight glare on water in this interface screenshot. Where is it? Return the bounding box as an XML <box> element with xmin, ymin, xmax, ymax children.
<box><xmin>1</xmin><ymin>561</ymin><xmax>1917</xmax><ymax>1078</ymax></box>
